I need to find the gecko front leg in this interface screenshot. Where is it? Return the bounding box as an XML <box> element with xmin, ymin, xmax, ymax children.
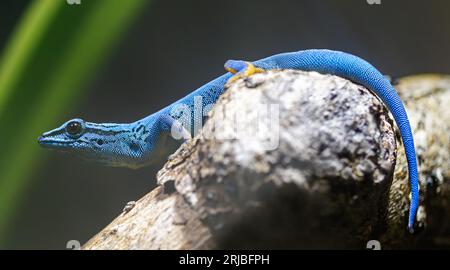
<box><xmin>224</xmin><ymin>60</ymin><xmax>265</xmax><ymax>84</ymax></box>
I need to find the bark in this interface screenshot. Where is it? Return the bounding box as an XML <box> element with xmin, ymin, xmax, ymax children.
<box><xmin>82</xmin><ymin>71</ymin><xmax>450</xmax><ymax>250</ymax></box>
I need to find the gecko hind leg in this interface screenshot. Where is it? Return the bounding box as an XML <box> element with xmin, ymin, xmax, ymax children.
<box><xmin>224</xmin><ymin>60</ymin><xmax>265</xmax><ymax>84</ymax></box>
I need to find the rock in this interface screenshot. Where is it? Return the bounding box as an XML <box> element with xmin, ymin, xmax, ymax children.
<box><xmin>82</xmin><ymin>71</ymin><xmax>450</xmax><ymax>250</ymax></box>
<box><xmin>157</xmin><ymin>70</ymin><xmax>396</xmax><ymax>249</ymax></box>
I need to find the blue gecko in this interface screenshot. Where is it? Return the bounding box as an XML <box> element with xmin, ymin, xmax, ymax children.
<box><xmin>38</xmin><ymin>49</ymin><xmax>420</xmax><ymax>233</ymax></box>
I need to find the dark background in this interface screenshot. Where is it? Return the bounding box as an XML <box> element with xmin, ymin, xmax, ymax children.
<box><xmin>1</xmin><ymin>0</ymin><xmax>449</xmax><ymax>249</ymax></box>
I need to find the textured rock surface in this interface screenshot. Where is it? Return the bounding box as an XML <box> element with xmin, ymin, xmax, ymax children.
<box><xmin>84</xmin><ymin>71</ymin><xmax>400</xmax><ymax>249</ymax></box>
<box><xmin>157</xmin><ymin>70</ymin><xmax>396</xmax><ymax>249</ymax></box>
<box><xmin>83</xmin><ymin>186</ymin><xmax>214</xmax><ymax>250</ymax></box>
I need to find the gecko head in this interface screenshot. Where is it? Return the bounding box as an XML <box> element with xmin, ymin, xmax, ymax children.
<box><xmin>38</xmin><ymin>117</ymin><xmax>170</xmax><ymax>168</ymax></box>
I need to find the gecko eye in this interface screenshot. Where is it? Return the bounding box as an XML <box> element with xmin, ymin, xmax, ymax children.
<box><xmin>65</xmin><ymin>120</ymin><xmax>83</xmax><ymax>137</ymax></box>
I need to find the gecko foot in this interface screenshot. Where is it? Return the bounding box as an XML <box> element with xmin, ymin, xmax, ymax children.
<box><xmin>224</xmin><ymin>60</ymin><xmax>265</xmax><ymax>84</ymax></box>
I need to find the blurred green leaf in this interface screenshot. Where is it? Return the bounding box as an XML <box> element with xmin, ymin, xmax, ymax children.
<box><xmin>0</xmin><ymin>0</ymin><xmax>148</xmax><ymax>245</ymax></box>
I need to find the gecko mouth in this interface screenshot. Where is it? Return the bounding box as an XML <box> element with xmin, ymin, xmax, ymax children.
<box><xmin>37</xmin><ymin>136</ymin><xmax>74</xmax><ymax>149</ymax></box>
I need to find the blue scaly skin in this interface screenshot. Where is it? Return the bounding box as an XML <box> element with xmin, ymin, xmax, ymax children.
<box><xmin>38</xmin><ymin>49</ymin><xmax>420</xmax><ymax>233</ymax></box>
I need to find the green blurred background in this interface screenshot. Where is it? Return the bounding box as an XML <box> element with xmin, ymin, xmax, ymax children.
<box><xmin>0</xmin><ymin>0</ymin><xmax>449</xmax><ymax>249</ymax></box>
